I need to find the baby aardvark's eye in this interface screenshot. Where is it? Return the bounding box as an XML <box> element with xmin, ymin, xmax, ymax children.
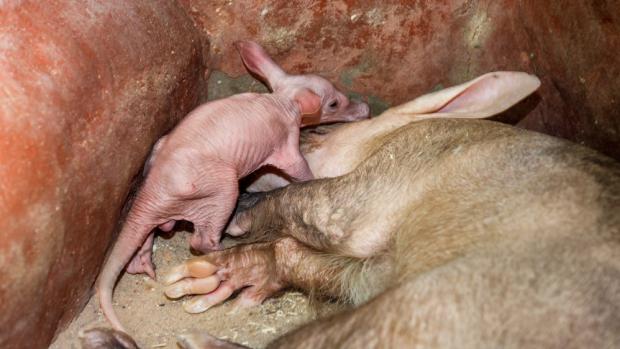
<box><xmin>328</xmin><ymin>100</ymin><xmax>339</xmax><ymax>109</ymax></box>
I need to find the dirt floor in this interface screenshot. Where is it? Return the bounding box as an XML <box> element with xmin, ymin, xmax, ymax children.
<box><xmin>50</xmin><ymin>230</ymin><xmax>337</xmax><ymax>349</ymax></box>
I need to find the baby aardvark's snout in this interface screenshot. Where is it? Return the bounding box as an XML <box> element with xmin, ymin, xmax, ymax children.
<box><xmin>342</xmin><ymin>99</ymin><xmax>370</xmax><ymax>122</ymax></box>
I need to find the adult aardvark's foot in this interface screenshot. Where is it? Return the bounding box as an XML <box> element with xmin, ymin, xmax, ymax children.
<box><xmin>163</xmin><ymin>241</ymin><xmax>284</xmax><ymax>313</ymax></box>
<box><xmin>80</xmin><ymin>327</ymin><xmax>138</xmax><ymax>349</ymax></box>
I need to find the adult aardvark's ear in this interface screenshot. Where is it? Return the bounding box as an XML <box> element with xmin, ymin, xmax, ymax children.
<box><xmin>388</xmin><ymin>71</ymin><xmax>541</xmax><ymax>119</ymax></box>
<box><xmin>234</xmin><ymin>40</ymin><xmax>287</xmax><ymax>90</ymax></box>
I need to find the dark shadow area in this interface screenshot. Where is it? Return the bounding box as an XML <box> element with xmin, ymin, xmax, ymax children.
<box><xmin>489</xmin><ymin>92</ymin><xmax>542</xmax><ymax>125</ymax></box>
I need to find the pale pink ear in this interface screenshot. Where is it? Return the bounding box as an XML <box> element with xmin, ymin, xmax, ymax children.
<box><xmin>389</xmin><ymin>72</ymin><xmax>541</xmax><ymax>119</ymax></box>
<box><xmin>295</xmin><ymin>89</ymin><xmax>322</xmax><ymax>116</ymax></box>
<box><xmin>234</xmin><ymin>40</ymin><xmax>286</xmax><ymax>89</ymax></box>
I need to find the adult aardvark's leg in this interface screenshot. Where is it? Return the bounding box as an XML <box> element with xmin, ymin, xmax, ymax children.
<box><xmin>227</xmin><ymin>172</ymin><xmax>398</xmax><ymax>258</ymax></box>
<box><xmin>163</xmin><ymin>237</ymin><xmax>387</xmax><ymax>313</ymax></box>
<box><xmin>166</xmin><ymin>236</ymin><xmax>392</xmax><ymax>348</ymax></box>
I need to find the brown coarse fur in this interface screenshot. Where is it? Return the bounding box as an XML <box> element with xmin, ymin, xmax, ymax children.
<box><xmin>225</xmin><ymin>118</ymin><xmax>620</xmax><ymax>348</ymax></box>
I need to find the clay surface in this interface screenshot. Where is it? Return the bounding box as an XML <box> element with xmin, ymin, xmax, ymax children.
<box><xmin>0</xmin><ymin>1</ymin><xmax>204</xmax><ymax>348</ymax></box>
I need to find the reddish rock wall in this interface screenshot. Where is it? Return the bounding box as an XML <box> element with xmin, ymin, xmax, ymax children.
<box><xmin>0</xmin><ymin>1</ymin><xmax>205</xmax><ymax>348</ymax></box>
<box><xmin>180</xmin><ymin>0</ymin><xmax>619</xmax><ymax>159</ymax></box>
<box><xmin>516</xmin><ymin>0</ymin><xmax>619</xmax><ymax>158</ymax></box>
<box><xmin>1</xmin><ymin>0</ymin><xmax>619</xmax><ymax>348</ymax></box>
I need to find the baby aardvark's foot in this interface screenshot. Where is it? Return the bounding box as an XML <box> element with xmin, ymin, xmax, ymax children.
<box><xmin>163</xmin><ymin>242</ymin><xmax>284</xmax><ymax>313</ymax></box>
<box><xmin>125</xmin><ymin>233</ymin><xmax>156</xmax><ymax>278</ymax></box>
<box><xmin>124</xmin><ymin>220</ymin><xmax>175</xmax><ymax>278</ymax></box>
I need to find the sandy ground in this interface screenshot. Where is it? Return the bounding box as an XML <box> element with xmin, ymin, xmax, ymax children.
<box><xmin>50</xmin><ymin>230</ymin><xmax>337</xmax><ymax>349</ymax></box>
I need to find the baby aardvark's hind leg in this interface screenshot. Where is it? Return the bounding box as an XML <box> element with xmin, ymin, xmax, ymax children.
<box><xmin>270</xmin><ymin>142</ymin><xmax>314</xmax><ymax>182</ymax></box>
<box><xmin>122</xmin><ymin>194</ymin><xmax>180</xmax><ymax>277</ymax></box>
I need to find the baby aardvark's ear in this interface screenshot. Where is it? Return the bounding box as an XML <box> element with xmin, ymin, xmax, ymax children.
<box><xmin>294</xmin><ymin>89</ymin><xmax>322</xmax><ymax>116</ymax></box>
<box><xmin>234</xmin><ymin>40</ymin><xmax>287</xmax><ymax>90</ymax></box>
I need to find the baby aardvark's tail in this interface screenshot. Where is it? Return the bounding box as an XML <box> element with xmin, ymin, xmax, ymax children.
<box><xmin>97</xmin><ymin>220</ymin><xmax>156</xmax><ymax>332</ymax></box>
<box><xmin>97</xmin><ymin>251</ymin><xmax>127</xmax><ymax>332</ymax></box>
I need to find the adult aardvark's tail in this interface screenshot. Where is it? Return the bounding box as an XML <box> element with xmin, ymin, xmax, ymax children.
<box><xmin>97</xmin><ymin>220</ymin><xmax>156</xmax><ymax>332</ymax></box>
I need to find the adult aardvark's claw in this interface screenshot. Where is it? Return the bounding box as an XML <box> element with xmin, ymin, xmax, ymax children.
<box><xmin>162</xmin><ymin>242</ymin><xmax>285</xmax><ymax>313</ymax></box>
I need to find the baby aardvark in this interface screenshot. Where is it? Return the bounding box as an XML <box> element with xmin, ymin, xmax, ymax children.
<box><xmin>97</xmin><ymin>40</ymin><xmax>369</xmax><ymax>331</ymax></box>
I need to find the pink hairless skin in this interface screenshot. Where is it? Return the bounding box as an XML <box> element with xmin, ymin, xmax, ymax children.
<box><xmin>97</xmin><ymin>40</ymin><xmax>370</xmax><ymax>332</ymax></box>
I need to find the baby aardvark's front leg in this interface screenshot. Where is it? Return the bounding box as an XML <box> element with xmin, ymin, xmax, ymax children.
<box><xmin>278</xmin><ymin>152</ymin><xmax>314</xmax><ymax>182</ymax></box>
<box><xmin>269</xmin><ymin>137</ymin><xmax>314</xmax><ymax>182</ymax></box>
<box><xmin>186</xmin><ymin>166</ymin><xmax>239</xmax><ymax>252</ymax></box>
